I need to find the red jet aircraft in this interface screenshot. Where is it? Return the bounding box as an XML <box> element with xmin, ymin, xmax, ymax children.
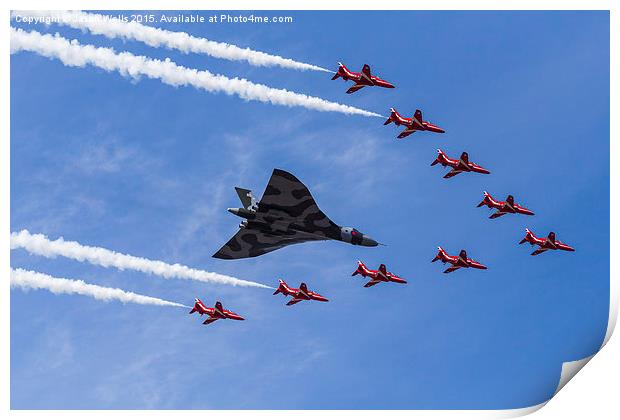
<box><xmin>519</xmin><ymin>229</ymin><xmax>575</xmax><ymax>255</ymax></box>
<box><xmin>351</xmin><ymin>261</ymin><xmax>407</xmax><ymax>287</ymax></box>
<box><xmin>431</xmin><ymin>149</ymin><xmax>491</xmax><ymax>178</ymax></box>
<box><xmin>273</xmin><ymin>279</ymin><xmax>329</xmax><ymax>305</ymax></box>
<box><xmin>331</xmin><ymin>62</ymin><xmax>395</xmax><ymax>94</ymax></box>
<box><xmin>432</xmin><ymin>247</ymin><xmax>488</xmax><ymax>273</ymax></box>
<box><xmin>384</xmin><ymin>108</ymin><xmax>445</xmax><ymax>139</ymax></box>
<box><xmin>477</xmin><ymin>191</ymin><xmax>535</xmax><ymax>219</ymax></box>
<box><xmin>189</xmin><ymin>298</ymin><xmax>245</xmax><ymax>325</ymax></box>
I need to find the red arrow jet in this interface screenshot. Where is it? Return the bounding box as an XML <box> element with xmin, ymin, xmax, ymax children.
<box><xmin>477</xmin><ymin>191</ymin><xmax>535</xmax><ymax>219</ymax></box>
<box><xmin>431</xmin><ymin>149</ymin><xmax>491</xmax><ymax>178</ymax></box>
<box><xmin>189</xmin><ymin>298</ymin><xmax>245</xmax><ymax>325</ymax></box>
<box><xmin>331</xmin><ymin>62</ymin><xmax>395</xmax><ymax>94</ymax></box>
<box><xmin>384</xmin><ymin>108</ymin><xmax>445</xmax><ymax>139</ymax></box>
<box><xmin>351</xmin><ymin>261</ymin><xmax>407</xmax><ymax>287</ymax></box>
<box><xmin>273</xmin><ymin>279</ymin><xmax>329</xmax><ymax>305</ymax></box>
<box><xmin>432</xmin><ymin>247</ymin><xmax>488</xmax><ymax>273</ymax></box>
<box><xmin>519</xmin><ymin>229</ymin><xmax>575</xmax><ymax>255</ymax></box>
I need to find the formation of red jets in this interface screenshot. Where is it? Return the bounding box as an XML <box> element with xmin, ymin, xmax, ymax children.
<box><xmin>189</xmin><ymin>61</ymin><xmax>575</xmax><ymax>326</ymax></box>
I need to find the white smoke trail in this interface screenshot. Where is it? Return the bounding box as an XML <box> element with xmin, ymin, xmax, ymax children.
<box><xmin>10</xmin><ymin>230</ymin><xmax>271</xmax><ymax>289</ymax></box>
<box><xmin>11</xmin><ymin>268</ymin><xmax>189</xmax><ymax>308</ymax></box>
<box><xmin>10</xmin><ymin>28</ymin><xmax>382</xmax><ymax>118</ymax></box>
<box><xmin>12</xmin><ymin>10</ymin><xmax>331</xmax><ymax>72</ymax></box>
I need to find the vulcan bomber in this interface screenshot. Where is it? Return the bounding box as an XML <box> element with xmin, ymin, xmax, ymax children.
<box><xmin>212</xmin><ymin>169</ymin><xmax>379</xmax><ymax>259</ymax></box>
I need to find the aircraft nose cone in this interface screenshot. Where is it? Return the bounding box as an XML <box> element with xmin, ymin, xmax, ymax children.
<box><xmin>361</xmin><ymin>236</ymin><xmax>378</xmax><ymax>247</ymax></box>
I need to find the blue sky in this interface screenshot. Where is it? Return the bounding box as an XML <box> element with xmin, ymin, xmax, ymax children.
<box><xmin>10</xmin><ymin>10</ymin><xmax>609</xmax><ymax>409</ymax></box>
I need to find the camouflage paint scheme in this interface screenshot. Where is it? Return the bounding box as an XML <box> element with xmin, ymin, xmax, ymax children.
<box><xmin>213</xmin><ymin>169</ymin><xmax>378</xmax><ymax>259</ymax></box>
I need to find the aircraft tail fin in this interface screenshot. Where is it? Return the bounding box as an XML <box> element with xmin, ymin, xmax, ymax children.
<box><xmin>384</xmin><ymin>108</ymin><xmax>399</xmax><ymax>125</ymax></box>
<box><xmin>477</xmin><ymin>191</ymin><xmax>492</xmax><ymax>207</ymax></box>
<box><xmin>189</xmin><ymin>298</ymin><xmax>200</xmax><ymax>314</ymax></box>
<box><xmin>519</xmin><ymin>228</ymin><xmax>533</xmax><ymax>244</ymax></box>
<box><xmin>332</xmin><ymin>62</ymin><xmax>346</xmax><ymax>80</ymax></box>
<box><xmin>352</xmin><ymin>260</ymin><xmax>366</xmax><ymax>276</ymax></box>
<box><xmin>431</xmin><ymin>149</ymin><xmax>445</xmax><ymax>166</ymax></box>
<box><xmin>274</xmin><ymin>279</ymin><xmax>290</xmax><ymax>295</ymax></box>
<box><xmin>432</xmin><ymin>246</ymin><xmax>446</xmax><ymax>262</ymax></box>
<box><xmin>234</xmin><ymin>187</ymin><xmax>257</xmax><ymax>211</ymax></box>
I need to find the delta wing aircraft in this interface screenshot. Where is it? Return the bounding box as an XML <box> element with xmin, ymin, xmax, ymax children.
<box><xmin>213</xmin><ymin>169</ymin><xmax>379</xmax><ymax>259</ymax></box>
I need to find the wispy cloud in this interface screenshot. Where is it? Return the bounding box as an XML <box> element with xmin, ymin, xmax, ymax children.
<box><xmin>11</xmin><ymin>230</ymin><xmax>271</xmax><ymax>289</ymax></box>
<box><xmin>11</xmin><ymin>268</ymin><xmax>189</xmax><ymax>308</ymax></box>
<box><xmin>10</xmin><ymin>28</ymin><xmax>382</xmax><ymax>117</ymax></box>
<box><xmin>13</xmin><ymin>10</ymin><xmax>331</xmax><ymax>72</ymax></box>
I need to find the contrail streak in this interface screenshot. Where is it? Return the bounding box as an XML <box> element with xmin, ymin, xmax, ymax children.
<box><xmin>10</xmin><ymin>230</ymin><xmax>271</xmax><ymax>289</ymax></box>
<box><xmin>10</xmin><ymin>28</ymin><xmax>382</xmax><ymax>118</ymax></box>
<box><xmin>12</xmin><ymin>10</ymin><xmax>331</xmax><ymax>72</ymax></box>
<box><xmin>11</xmin><ymin>268</ymin><xmax>189</xmax><ymax>308</ymax></box>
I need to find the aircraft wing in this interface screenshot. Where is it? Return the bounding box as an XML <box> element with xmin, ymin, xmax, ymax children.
<box><xmin>256</xmin><ymin>169</ymin><xmax>341</xmax><ymax>237</ymax></box>
<box><xmin>363</xmin><ymin>279</ymin><xmax>381</xmax><ymax>288</ymax></box>
<box><xmin>213</xmin><ymin>169</ymin><xmax>341</xmax><ymax>259</ymax></box>
<box><xmin>286</xmin><ymin>298</ymin><xmax>303</xmax><ymax>306</ymax></box>
<box><xmin>212</xmin><ymin>227</ymin><xmax>325</xmax><ymax>259</ymax></box>
<box><xmin>489</xmin><ymin>211</ymin><xmax>507</xmax><ymax>219</ymax></box>
<box><xmin>346</xmin><ymin>84</ymin><xmax>365</xmax><ymax>94</ymax></box>
<box><xmin>443</xmin><ymin>169</ymin><xmax>463</xmax><ymax>179</ymax></box>
<box><xmin>397</xmin><ymin>128</ymin><xmax>416</xmax><ymax>139</ymax></box>
<box><xmin>443</xmin><ymin>266</ymin><xmax>461</xmax><ymax>273</ymax></box>
<box><xmin>361</xmin><ymin>64</ymin><xmax>372</xmax><ymax>82</ymax></box>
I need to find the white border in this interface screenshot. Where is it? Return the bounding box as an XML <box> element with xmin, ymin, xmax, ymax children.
<box><xmin>2</xmin><ymin>1</ymin><xmax>616</xmax><ymax>418</ymax></box>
